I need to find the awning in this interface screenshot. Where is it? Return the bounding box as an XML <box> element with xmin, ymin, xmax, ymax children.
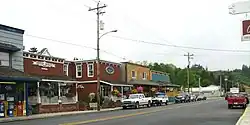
<box><xmin>0</xmin><ymin>66</ymin><xmax>40</xmax><ymax>82</ymax></box>
<box><xmin>128</xmin><ymin>80</ymin><xmax>159</xmax><ymax>86</ymax></box>
<box><xmin>0</xmin><ymin>42</ymin><xmax>21</xmax><ymax>52</ymax></box>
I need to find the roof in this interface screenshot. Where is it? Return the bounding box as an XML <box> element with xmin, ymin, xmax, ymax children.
<box><xmin>23</xmin><ymin>51</ymin><xmax>65</xmax><ymax>60</ymax></box>
<box><xmin>156</xmin><ymin>81</ymin><xmax>180</xmax><ymax>87</ymax></box>
<box><xmin>0</xmin><ymin>24</ymin><xmax>25</xmax><ymax>34</ymax></box>
<box><xmin>128</xmin><ymin>80</ymin><xmax>159</xmax><ymax>86</ymax></box>
<box><xmin>0</xmin><ymin>66</ymin><xmax>40</xmax><ymax>82</ymax></box>
<box><xmin>0</xmin><ymin>42</ymin><xmax>21</xmax><ymax>52</ymax></box>
<box><xmin>151</xmin><ymin>70</ymin><xmax>169</xmax><ymax>75</ymax></box>
<box><xmin>74</xmin><ymin>59</ymin><xmax>121</xmax><ymax>65</ymax></box>
<box><xmin>121</xmin><ymin>62</ymin><xmax>149</xmax><ymax>68</ymax></box>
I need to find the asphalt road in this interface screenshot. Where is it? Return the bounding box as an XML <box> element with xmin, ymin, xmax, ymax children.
<box><xmin>1</xmin><ymin>98</ymin><xmax>244</xmax><ymax>125</ymax></box>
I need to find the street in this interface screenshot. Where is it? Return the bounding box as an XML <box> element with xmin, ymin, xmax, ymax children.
<box><xmin>0</xmin><ymin>98</ymin><xmax>244</xmax><ymax>125</ymax></box>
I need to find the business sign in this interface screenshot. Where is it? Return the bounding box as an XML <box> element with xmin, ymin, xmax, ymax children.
<box><xmin>105</xmin><ymin>66</ymin><xmax>115</xmax><ymax>75</ymax></box>
<box><xmin>242</xmin><ymin>20</ymin><xmax>250</xmax><ymax>41</ymax></box>
<box><xmin>230</xmin><ymin>87</ymin><xmax>239</xmax><ymax>94</ymax></box>
<box><xmin>229</xmin><ymin>1</ymin><xmax>250</xmax><ymax>15</ymax></box>
<box><xmin>32</xmin><ymin>61</ymin><xmax>56</xmax><ymax>68</ymax></box>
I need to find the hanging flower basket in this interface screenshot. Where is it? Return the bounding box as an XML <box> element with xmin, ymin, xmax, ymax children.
<box><xmin>111</xmin><ymin>89</ymin><xmax>120</xmax><ymax>97</ymax></box>
<box><xmin>137</xmin><ymin>86</ymin><xmax>143</xmax><ymax>93</ymax></box>
<box><xmin>131</xmin><ymin>89</ymin><xmax>138</xmax><ymax>94</ymax></box>
<box><xmin>151</xmin><ymin>87</ymin><xmax>157</xmax><ymax>92</ymax></box>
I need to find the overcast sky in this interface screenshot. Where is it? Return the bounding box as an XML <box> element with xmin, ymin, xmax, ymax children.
<box><xmin>1</xmin><ymin>0</ymin><xmax>250</xmax><ymax>71</ymax></box>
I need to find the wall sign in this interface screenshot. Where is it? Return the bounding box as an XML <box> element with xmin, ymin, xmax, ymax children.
<box><xmin>32</xmin><ymin>61</ymin><xmax>56</xmax><ymax>68</ymax></box>
<box><xmin>242</xmin><ymin>20</ymin><xmax>250</xmax><ymax>41</ymax></box>
<box><xmin>105</xmin><ymin>66</ymin><xmax>115</xmax><ymax>75</ymax></box>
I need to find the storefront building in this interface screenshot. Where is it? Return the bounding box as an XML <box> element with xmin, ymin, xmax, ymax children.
<box><xmin>68</xmin><ymin>60</ymin><xmax>132</xmax><ymax>104</ymax></box>
<box><xmin>23</xmin><ymin>48</ymin><xmax>79</xmax><ymax>114</ymax></box>
<box><xmin>0</xmin><ymin>24</ymin><xmax>39</xmax><ymax>118</ymax></box>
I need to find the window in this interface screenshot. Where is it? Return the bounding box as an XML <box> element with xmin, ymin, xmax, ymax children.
<box><xmin>87</xmin><ymin>63</ymin><xmax>94</xmax><ymax>77</ymax></box>
<box><xmin>0</xmin><ymin>52</ymin><xmax>9</xmax><ymax>66</ymax></box>
<box><xmin>63</xmin><ymin>64</ymin><xmax>68</xmax><ymax>76</ymax></box>
<box><xmin>76</xmin><ymin>64</ymin><xmax>82</xmax><ymax>78</ymax></box>
<box><xmin>143</xmin><ymin>72</ymin><xmax>147</xmax><ymax>80</ymax></box>
<box><xmin>131</xmin><ymin>71</ymin><xmax>136</xmax><ymax>79</ymax></box>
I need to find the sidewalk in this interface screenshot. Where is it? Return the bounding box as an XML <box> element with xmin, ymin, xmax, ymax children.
<box><xmin>0</xmin><ymin>107</ymin><xmax>122</xmax><ymax>123</ymax></box>
<box><xmin>236</xmin><ymin>104</ymin><xmax>250</xmax><ymax>125</ymax></box>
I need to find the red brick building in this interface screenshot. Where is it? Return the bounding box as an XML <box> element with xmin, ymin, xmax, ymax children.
<box><xmin>66</xmin><ymin>60</ymin><xmax>132</xmax><ymax>102</ymax></box>
<box><xmin>23</xmin><ymin>48</ymin><xmax>79</xmax><ymax>114</ymax></box>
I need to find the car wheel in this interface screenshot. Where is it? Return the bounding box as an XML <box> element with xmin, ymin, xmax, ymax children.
<box><xmin>228</xmin><ymin>104</ymin><xmax>232</xmax><ymax>109</ymax></box>
<box><xmin>165</xmin><ymin>101</ymin><xmax>168</xmax><ymax>105</ymax></box>
<box><xmin>147</xmin><ymin>101</ymin><xmax>151</xmax><ymax>108</ymax></box>
<box><xmin>135</xmin><ymin>102</ymin><xmax>139</xmax><ymax>109</ymax></box>
<box><xmin>159</xmin><ymin>101</ymin><xmax>162</xmax><ymax>106</ymax></box>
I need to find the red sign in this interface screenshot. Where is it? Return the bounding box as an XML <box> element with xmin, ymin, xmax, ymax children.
<box><xmin>242</xmin><ymin>20</ymin><xmax>250</xmax><ymax>41</ymax></box>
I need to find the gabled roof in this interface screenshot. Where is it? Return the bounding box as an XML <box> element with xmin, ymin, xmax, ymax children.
<box><xmin>37</xmin><ymin>48</ymin><xmax>51</xmax><ymax>57</ymax></box>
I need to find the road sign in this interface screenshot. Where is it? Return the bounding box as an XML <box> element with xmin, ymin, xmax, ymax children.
<box><xmin>242</xmin><ymin>20</ymin><xmax>250</xmax><ymax>41</ymax></box>
<box><xmin>229</xmin><ymin>1</ymin><xmax>250</xmax><ymax>15</ymax></box>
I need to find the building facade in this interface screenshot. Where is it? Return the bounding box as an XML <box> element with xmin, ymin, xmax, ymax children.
<box><xmin>68</xmin><ymin>60</ymin><xmax>132</xmax><ymax>102</ymax></box>
<box><xmin>0</xmin><ymin>24</ymin><xmax>39</xmax><ymax>118</ymax></box>
<box><xmin>23</xmin><ymin>48</ymin><xmax>79</xmax><ymax>114</ymax></box>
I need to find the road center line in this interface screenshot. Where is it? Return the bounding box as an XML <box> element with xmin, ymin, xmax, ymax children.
<box><xmin>59</xmin><ymin>99</ymin><xmax>221</xmax><ymax>125</ymax></box>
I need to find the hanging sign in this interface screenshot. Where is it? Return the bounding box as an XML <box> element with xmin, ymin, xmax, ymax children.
<box><xmin>105</xmin><ymin>66</ymin><xmax>115</xmax><ymax>75</ymax></box>
<box><xmin>242</xmin><ymin>20</ymin><xmax>250</xmax><ymax>41</ymax></box>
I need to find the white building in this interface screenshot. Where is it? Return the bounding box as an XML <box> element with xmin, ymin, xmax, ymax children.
<box><xmin>188</xmin><ymin>85</ymin><xmax>223</xmax><ymax>97</ymax></box>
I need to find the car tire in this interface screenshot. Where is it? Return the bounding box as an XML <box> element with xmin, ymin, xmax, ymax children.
<box><xmin>147</xmin><ymin>101</ymin><xmax>151</xmax><ymax>108</ymax></box>
<box><xmin>228</xmin><ymin>104</ymin><xmax>232</xmax><ymax>109</ymax></box>
<box><xmin>135</xmin><ymin>102</ymin><xmax>139</xmax><ymax>109</ymax></box>
<box><xmin>159</xmin><ymin>101</ymin><xmax>162</xmax><ymax>106</ymax></box>
<box><xmin>165</xmin><ymin>101</ymin><xmax>168</xmax><ymax>105</ymax></box>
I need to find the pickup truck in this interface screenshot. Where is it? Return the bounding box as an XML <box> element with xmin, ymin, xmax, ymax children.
<box><xmin>151</xmin><ymin>92</ymin><xmax>169</xmax><ymax>106</ymax></box>
<box><xmin>226</xmin><ymin>93</ymin><xmax>247</xmax><ymax>109</ymax></box>
<box><xmin>121</xmin><ymin>93</ymin><xmax>152</xmax><ymax>109</ymax></box>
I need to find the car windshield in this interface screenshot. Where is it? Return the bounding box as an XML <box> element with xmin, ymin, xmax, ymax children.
<box><xmin>129</xmin><ymin>94</ymin><xmax>139</xmax><ymax>99</ymax></box>
<box><xmin>156</xmin><ymin>95</ymin><xmax>165</xmax><ymax>98</ymax></box>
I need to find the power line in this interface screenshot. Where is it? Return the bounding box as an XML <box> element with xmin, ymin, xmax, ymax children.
<box><xmin>110</xmin><ymin>35</ymin><xmax>250</xmax><ymax>53</ymax></box>
<box><xmin>25</xmin><ymin>34</ymin><xmax>127</xmax><ymax>60</ymax></box>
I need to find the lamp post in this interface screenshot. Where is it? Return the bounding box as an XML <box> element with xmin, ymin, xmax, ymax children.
<box><xmin>224</xmin><ymin>76</ymin><xmax>228</xmax><ymax>94</ymax></box>
<box><xmin>96</xmin><ymin>30</ymin><xmax>117</xmax><ymax>111</ymax></box>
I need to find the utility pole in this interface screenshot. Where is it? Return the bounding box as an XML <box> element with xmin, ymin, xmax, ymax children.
<box><xmin>184</xmin><ymin>52</ymin><xmax>194</xmax><ymax>93</ymax></box>
<box><xmin>88</xmin><ymin>1</ymin><xmax>107</xmax><ymax>111</ymax></box>
<box><xmin>219</xmin><ymin>74</ymin><xmax>222</xmax><ymax>96</ymax></box>
<box><xmin>198</xmin><ymin>77</ymin><xmax>201</xmax><ymax>95</ymax></box>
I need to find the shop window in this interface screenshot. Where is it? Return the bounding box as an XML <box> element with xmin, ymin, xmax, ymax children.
<box><xmin>143</xmin><ymin>72</ymin><xmax>147</xmax><ymax>80</ymax></box>
<box><xmin>60</xmin><ymin>83</ymin><xmax>76</xmax><ymax>103</ymax></box>
<box><xmin>87</xmin><ymin>63</ymin><xmax>94</xmax><ymax>77</ymax></box>
<box><xmin>39</xmin><ymin>82</ymin><xmax>59</xmax><ymax>104</ymax></box>
<box><xmin>76</xmin><ymin>64</ymin><xmax>82</xmax><ymax>78</ymax></box>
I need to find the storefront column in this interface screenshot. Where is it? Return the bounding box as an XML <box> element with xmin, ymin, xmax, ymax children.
<box><xmin>37</xmin><ymin>82</ymin><xmax>41</xmax><ymax>104</ymax></box>
<box><xmin>111</xmin><ymin>85</ymin><xmax>114</xmax><ymax>92</ymax></box>
<box><xmin>121</xmin><ymin>87</ymin><xmax>124</xmax><ymax>96</ymax></box>
<box><xmin>75</xmin><ymin>83</ymin><xmax>78</xmax><ymax>102</ymax></box>
<box><xmin>24</xmin><ymin>83</ymin><xmax>29</xmax><ymax>116</ymax></box>
<box><xmin>58</xmin><ymin>83</ymin><xmax>61</xmax><ymax>103</ymax></box>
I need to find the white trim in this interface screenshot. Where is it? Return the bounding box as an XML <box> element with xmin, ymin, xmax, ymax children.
<box><xmin>131</xmin><ymin>70</ymin><xmax>136</xmax><ymax>79</ymax></box>
<box><xmin>41</xmin><ymin>79</ymin><xmax>79</xmax><ymax>83</ymax></box>
<box><xmin>63</xmin><ymin>63</ymin><xmax>69</xmax><ymax>76</ymax></box>
<box><xmin>23</xmin><ymin>56</ymin><xmax>64</xmax><ymax>64</ymax></box>
<box><xmin>87</xmin><ymin>63</ymin><xmax>94</xmax><ymax>77</ymax></box>
<box><xmin>76</xmin><ymin>64</ymin><xmax>82</xmax><ymax>78</ymax></box>
<box><xmin>77</xmin><ymin>80</ymin><xmax>133</xmax><ymax>87</ymax></box>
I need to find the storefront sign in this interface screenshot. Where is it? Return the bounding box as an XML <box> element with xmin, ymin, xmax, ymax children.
<box><xmin>32</xmin><ymin>61</ymin><xmax>56</xmax><ymax>68</ymax></box>
<box><xmin>242</xmin><ymin>20</ymin><xmax>250</xmax><ymax>41</ymax></box>
<box><xmin>105</xmin><ymin>66</ymin><xmax>114</xmax><ymax>75</ymax></box>
<box><xmin>77</xmin><ymin>85</ymin><xmax>84</xmax><ymax>89</ymax></box>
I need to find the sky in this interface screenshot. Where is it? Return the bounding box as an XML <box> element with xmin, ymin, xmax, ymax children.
<box><xmin>1</xmin><ymin>0</ymin><xmax>250</xmax><ymax>71</ymax></box>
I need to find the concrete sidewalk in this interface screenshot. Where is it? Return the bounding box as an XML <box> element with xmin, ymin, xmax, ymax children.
<box><xmin>0</xmin><ymin>107</ymin><xmax>122</xmax><ymax>123</ymax></box>
<box><xmin>236</xmin><ymin>104</ymin><xmax>250</xmax><ymax>125</ymax></box>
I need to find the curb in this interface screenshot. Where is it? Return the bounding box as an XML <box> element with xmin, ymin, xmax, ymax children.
<box><xmin>0</xmin><ymin>107</ymin><xmax>122</xmax><ymax>123</ymax></box>
<box><xmin>235</xmin><ymin>105</ymin><xmax>249</xmax><ymax>125</ymax></box>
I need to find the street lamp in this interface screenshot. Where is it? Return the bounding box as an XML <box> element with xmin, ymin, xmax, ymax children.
<box><xmin>96</xmin><ymin>29</ymin><xmax>117</xmax><ymax>111</ymax></box>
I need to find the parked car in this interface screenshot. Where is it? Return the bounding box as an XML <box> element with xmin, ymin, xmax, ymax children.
<box><xmin>196</xmin><ymin>94</ymin><xmax>207</xmax><ymax>101</ymax></box>
<box><xmin>227</xmin><ymin>93</ymin><xmax>247</xmax><ymax>109</ymax></box>
<box><xmin>121</xmin><ymin>93</ymin><xmax>152</xmax><ymax>109</ymax></box>
<box><xmin>190</xmin><ymin>94</ymin><xmax>197</xmax><ymax>102</ymax></box>
<box><xmin>175</xmin><ymin>94</ymin><xmax>188</xmax><ymax>103</ymax></box>
<box><xmin>151</xmin><ymin>92</ymin><xmax>169</xmax><ymax>106</ymax></box>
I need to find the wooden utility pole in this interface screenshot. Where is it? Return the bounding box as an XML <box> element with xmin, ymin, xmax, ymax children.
<box><xmin>88</xmin><ymin>1</ymin><xmax>107</xmax><ymax>111</ymax></box>
<box><xmin>184</xmin><ymin>52</ymin><xmax>194</xmax><ymax>93</ymax></box>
